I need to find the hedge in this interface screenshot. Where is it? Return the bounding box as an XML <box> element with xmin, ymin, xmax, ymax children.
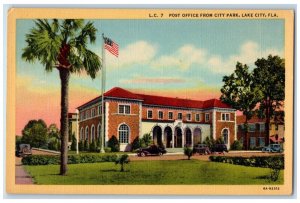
<box><xmin>22</xmin><ymin>154</ymin><xmax>119</xmax><ymax>165</ymax></box>
<box><xmin>209</xmin><ymin>155</ymin><xmax>284</xmax><ymax>169</ymax></box>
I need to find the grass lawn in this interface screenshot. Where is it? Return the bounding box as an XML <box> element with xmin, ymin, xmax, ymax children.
<box><xmin>25</xmin><ymin>160</ymin><xmax>283</xmax><ymax>185</ymax></box>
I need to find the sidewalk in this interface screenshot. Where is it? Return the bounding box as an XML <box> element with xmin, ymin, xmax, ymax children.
<box><xmin>15</xmin><ymin>157</ymin><xmax>33</xmax><ymax>184</ymax></box>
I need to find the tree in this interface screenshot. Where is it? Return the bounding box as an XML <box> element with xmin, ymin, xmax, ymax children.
<box><xmin>142</xmin><ymin>133</ymin><xmax>152</xmax><ymax>147</ymax></box>
<box><xmin>108</xmin><ymin>135</ymin><xmax>120</xmax><ymax>152</ymax></box>
<box><xmin>183</xmin><ymin>147</ymin><xmax>193</xmax><ymax>160</ymax></box>
<box><xmin>253</xmin><ymin>55</ymin><xmax>285</xmax><ymax>146</ymax></box>
<box><xmin>220</xmin><ymin>62</ymin><xmax>261</xmax><ymax>149</ymax></box>
<box><xmin>48</xmin><ymin>123</ymin><xmax>60</xmax><ymax>139</ymax></box>
<box><xmin>22</xmin><ymin>19</ymin><xmax>101</xmax><ymax>175</ymax></box>
<box><xmin>70</xmin><ymin>133</ymin><xmax>77</xmax><ymax>151</ymax></box>
<box><xmin>115</xmin><ymin>154</ymin><xmax>130</xmax><ymax>172</ymax></box>
<box><xmin>21</xmin><ymin>119</ymin><xmax>48</xmax><ymax>148</ymax></box>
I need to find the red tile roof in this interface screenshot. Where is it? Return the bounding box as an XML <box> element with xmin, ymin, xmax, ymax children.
<box><xmin>77</xmin><ymin>87</ymin><xmax>233</xmax><ymax>110</ymax></box>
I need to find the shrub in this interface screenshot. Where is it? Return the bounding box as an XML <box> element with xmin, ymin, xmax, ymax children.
<box><xmin>78</xmin><ymin>140</ymin><xmax>84</xmax><ymax>151</ymax></box>
<box><xmin>184</xmin><ymin>147</ymin><xmax>193</xmax><ymax>160</ymax></box>
<box><xmin>142</xmin><ymin>133</ymin><xmax>152</xmax><ymax>147</ymax></box>
<box><xmin>203</xmin><ymin>136</ymin><xmax>216</xmax><ymax>149</ymax></box>
<box><xmin>70</xmin><ymin>133</ymin><xmax>77</xmax><ymax>151</ymax></box>
<box><xmin>84</xmin><ymin>139</ymin><xmax>89</xmax><ymax>151</ymax></box>
<box><xmin>89</xmin><ymin>140</ymin><xmax>97</xmax><ymax>152</ymax></box>
<box><xmin>48</xmin><ymin>139</ymin><xmax>58</xmax><ymax>151</ymax></box>
<box><xmin>115</xmin><ymin>154</ymin><xmax>130</xmax><ymax>172</ymax></box>
<box><xmin>22</xmin><ymin>154</ymin><xmax>120</xmax><ymax>165</ymax></box>
<box><xmin>266</xmin><ymin>156</ymin><xmax>284</xmax><ymax>182</ymax></box>
<box><xmin>131</xmin><ymin>137</ymin><xmax>141</xmax><ymax>151</ymax></box>
<box><xmin>230</xmin><ymin>140</ymin><xmax>243</xmax><ymax>150</ymax></box>
<box><xmin>104</xmin><ymin>147</ymin><xmax>111</xmax><ymax>153</ymax></box>
<box><xmin>209</xmin><ymin>155</ymin><xmax>284</xmax><ymax>169</ymax></box>
<box><xmin>108</xmin><ymin>135</ymin><xmax>120</xmax><ymax>152</ymax></box>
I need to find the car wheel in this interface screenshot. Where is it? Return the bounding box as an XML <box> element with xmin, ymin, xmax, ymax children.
<box><xmin>158</xmin><ymin>152</ymin><xmax>163</xmax><ymax>156</ymax></box>
<box><xmin>140</xmin><ymin>152</ymin><xmax>146</xmax><ymax>157</ymax></box>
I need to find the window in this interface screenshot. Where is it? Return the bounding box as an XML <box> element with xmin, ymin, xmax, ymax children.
<box><xmin>168</xmin><ymin>112</ymin><xmax>173</xmax><ymax>120</ymax></box>
<box><xmin>119</xmin><ymin>124</ymin><xmax>129</xmax><ymax>144</ymax></box>
<box><xmin>250</xmin><ymin>137</ymin><xmax>256</xmax><ymax>148</ymax></box>
<box><xmin>91</xmin><ymin>125</ymin><xmax>95</xmax><ymax>142</ymax></box>
<box><xmin>81</xmin><ymin>112</ymin><xmax>85</xmax><ymax>121</ymax></box>
<box><xmin>222</xmin><ymin>129</ymin><xmax>229</xmax><ymax>144</ymax></box>
<box><xmin>91</xmin><ymin>108</ymin><xmax>96</xmax><ymax>117</ymax></box>
<box><xmin>178</xmin><ymin>112</ymin><xmax>182</xmax><ymax>120</ymax></box>
<box><xmin>221</xmin><ymin>113</ymin><xmax>230</xmax><ymax>121</ymax></box>
<box><xmin>158</xmin><ymin>111</ymin><xmax>163</xmax><ymax>119</ymax></box>
<box><xmin>85</xmin><ymin>110</ymin><xmax>90</xmax><ymax>119</ymax></box>
<box><xmin>85</xmin><ymin>126</ymin><xmax>89</xmax><ymax>140</ymax></box>
<box><xmin>80</xmin><ymin>128</ymin><xmax>84</xmax><ymax>140</ymax></box>
<box><xmin>119</xmin><ymin>104</ymin><xmax>130</xmax><ymax>114</ymax></box>
<box><xmin>195</xmin><ymin>114</ymin><xmax>200</xmax><ymax>122</ymax></box>
<box><xmin>97</xmin><ymin>124</ymin><xmax>101</xmax><ymax>140</ymax></box>
<box><xmin>249</xmin><ymin>124</ymin><xmax>256</xmax><ymax>132</ymax></box>
<box><xmin>98</xmin><ymin>105</ymin><xmax>102</xmax><ymax>115</ymax></box>
<box><xmin>205</xmin><ymin>113</ymin><xmax>210</xmax><ymax>122</ymax></box>
<box><xmin>258</xmin><ymin>137</ymin><xmax>265</xmax><ymax>147</ymax></box>
<box><xmin>186</xmin><ymin>113</ymin><xmax>191</xmax><ymax>121</ymax></box>
<box><xmin>147</xmin><ymin>110</ymin><xmax>153</xmax><ymax>119</ymax></box>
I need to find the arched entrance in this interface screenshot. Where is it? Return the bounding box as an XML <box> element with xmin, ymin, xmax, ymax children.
<box><xmin>185</xmin><ymin>128</ymin><xmax>192</xmax><ymax>147</ymax></box>
<box><xmin>153</xmin><ymin>126</ymin><xmax>163</xmax><ymax>147</ymax></box>
<box><xmin>164</xmin><ymin>126</ymin><xmax>173</xmax><ymax>148</ymax></box>
<box><xmin>193</xmin><ymin>128</ymin><xmax>202</xmax><ymax>145</ymax></box>
<box><xmin>175</xmin><ymin>127</ymin><xmax>182</xmax><ymax>148</ymax></box>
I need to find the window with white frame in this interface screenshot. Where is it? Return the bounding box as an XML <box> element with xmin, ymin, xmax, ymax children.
<box><xmin>98</xmin><ymin>105</ymin><xmax>102</xmax><ymax>115</ymax></box>
<box><xmin>97</xmin><ymin>124</ymin><xmax>101</xmax><ymax>140</ymax></box>
<box><xmin>250</xmin><ymin>137</ymin><xmax>256</xmax><ymax>148</ymax></box>
<box><xmin>168</xmin><ymin>112</ymin><xmax>173</xmax><ymax>120</ymax></box>
<box><xmin>186</xmin><ymin>113</ymin><xmax>191</xmax><ymax>121</ymax></box>
<box><xmin>195</xmin><ymin>114</ymin><xmax>200</xmax><ymax>122</ymax></box>
<box><xmin>91</xmin><ymin>108</ymin><xmax>96</xmax><ymax>117</ymax></box>
<box><xmin>85</xmin><ymin>110</ymin><xmax>90</xmax><ymax>119</ymax></box>
<box><xmin>249</xmin><ymin>124</ymin><xmax>256</xmax><ymax>132</ymax></box>
<box><xmin>258</xmin><ymin>137</ymin><xmax>265</xmax><ymax>147</ymax></box>
<box><xmin>158</xmin><ymin>111</ymin><xmax>163</xmax><ymax>119</ymax></box>
<box><xmin>80</xmin><ymin>112</ymin><xmax>85</xmax><ymax>121</ymax></box>
<box><xmin>260</xmin><ymin>123</ymin><xmax>265</xmax><ymax>132</ymax></box>
<box><xmin>178</xmin><ymin>112</ymin><xmax>182</xmax><ymax>120</ymax></box>
<box><xmin>91</xmin><ymin>125</ymin><xmax>95</xmax><ymax>142</ymax></box>
<box><xmin>118</xmin><ymin>104</ymin><xmax>130</xmax><ymax>114</ymax></box>
<box><xmin>147</xmin><ymin>110</ymin><xmax>153</xmax><ymax>119</ymax></box>
<box><xmin>205</xmin><ymin>113</ymin><xmax>210</xmax><ymax>122</ymax></box>
<box><xmin>119</xmin><ymin>124</ymin><xmax>129</xmax><ymax>144</ymax></box>
<box><xmin>80</xmin><ymin>128</ymin><xmax>84</xmax><ymax>140</ymax></box>
<box><xmin>221</xmin><ymin>113</ymin><xmax>230</xmax><ymax>121</ymax></box>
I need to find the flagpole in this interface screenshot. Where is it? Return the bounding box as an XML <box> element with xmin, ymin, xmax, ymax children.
<box><xmin>100</xmin><ymin>33</ymin><xmax>105</xmax><ymax>153</ymax></box>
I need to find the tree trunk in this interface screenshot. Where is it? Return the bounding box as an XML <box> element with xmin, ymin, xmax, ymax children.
<box><xmin>59</xmin><ymin>68</ymin><xmax>70</xmax><ymax>175</ymax></box>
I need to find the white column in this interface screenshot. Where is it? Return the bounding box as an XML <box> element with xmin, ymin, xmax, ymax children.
<box><xmin>172</xmin><ymin>130</ymin><xmax>175</xmax><ymax>148</ymax></box>
<box><xmin>182</xmin><ymin>129</ymin><xmax>185</xmax><ymax>148</ymax></box>
<box><xmin>191</xmin><ymin>129</ymin><xmax>194</xmax><ymax>147</ymax></box>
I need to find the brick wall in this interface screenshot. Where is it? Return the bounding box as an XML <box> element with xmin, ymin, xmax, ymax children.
<box><xmin>215</xmin><ymin>111</ymin><xmax>236</xmax><ymax>145</ymax></box>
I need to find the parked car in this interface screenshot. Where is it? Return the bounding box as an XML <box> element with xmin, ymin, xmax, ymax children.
<box><xmin>193</xmin><ymin>144</ymin><xmax>211</xmax><ymax>155</ymax></box>
<box><xmin>211</xmin><ymin>144</ymin><xmax>228</xmax><ymax>154</ymax></box>
<box><xmin>137</xmin><ymin>145</ymin><xmax>167</xmax><ymax>157</ymax></box>
<box><xmin>262</xmin><ymin>144</ymin><xmax>283</xmax><ymax>153</ymax></box>
<box><xmin>15</xmin><ymin>144</ymin><xmax>32</xmax><ymax>157</ymax></box>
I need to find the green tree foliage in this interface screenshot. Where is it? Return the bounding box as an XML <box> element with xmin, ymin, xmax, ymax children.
<box><xmin>142</xmin><ymin>133</ymin><xmax>152</xmax><ymax>147</ymax></box>
<box><xmin>203</xmin><ymin>136</ymin><xmax>216</xmax><ymax>149</ymax></box>
<box><xmin>21</xmin><ymin>119</ymin><xmax>48</xmax><ymax>148</ymax></box>
<box><xmin>253</xmin><ymin>55</ymin><xmax>285</xmax><ymax>145</ymax></box>
<box><xmin>115</xmin><ymin>154</ymin><xmax>130</xmax><ymax>172</ymax></box>
<box><xmin>70</xmin><ymin>133</ymin><xmax>77</xmax><ymax>151</ymax></box>
<box><xmin>131</xmin><ymin>137</ymin><xmax>141</xmax><ymax>151</ymax></box>
<box><xmin>48</xmin><ymin>124</ymin><xmax>60</xmax><ymax>139</ymax></box>
<box><xmin>89</xmin><ymin>139</ymin><xmax>97</xmax><ymax>152</ymax></box>
<box><xmin>84</xmin><ymin>139</ymin><xmax>89</xmax><ymax>151</ymax></box>
<box><xmin>216</xmin><ymin>136</ymin><xmax>225</xmax><ymax>144</ymax></box>
<box><xmin>220</xmin><ymin>62</ymin><xmax>261</xmax><ymax>149</ymax></box>
<box><xmin>108</xmin><ymin>135</ymin><xmax>120</xmax><ymax>152</ymax></box>
<box><xmin>78</xmin><ymin>140</ymin><xmax>84</xmax><ymax>151</ymax></box>
<box><xmin>48</xmin><ymin>138</ymin><xmax>59</xmax><ymax>151</ymax></box>
<box><xmin>230</xmin><ymin>140</ymin><xmax>243</xmax><ymax>150</ymax></box>
<box><xmin>184</xmin><ymin>147</ymin><xmax>193</xmax><ymax>160</ymax></box>
<box><xmin>22</xmin><ymin>19</ymin><xmax>101</xmax><ymax>175</ymax></box>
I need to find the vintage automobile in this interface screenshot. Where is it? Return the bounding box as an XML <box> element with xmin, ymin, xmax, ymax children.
<box><xmin>211</xmin><ymin>144</ymin><xmax>229</xmax><ymax>154</ymax></box>
<box><xmin>137</xmin><ymin>145</ymin><xmax>167</xmax><ymax>157</ymax></box>
<box><xmin>15</xmin><ymin>144</ymin><xmax>32</xmax><ymax>157</ymax></box>
<box><xmin>193</xmin><ymin>144</ymin><xmax>211</xmax><ymax>155</ymax></box>
<box><xmin>262</xmin><ymin>144</ymin><xmax>283</xmax><ymax>153</ymax></box>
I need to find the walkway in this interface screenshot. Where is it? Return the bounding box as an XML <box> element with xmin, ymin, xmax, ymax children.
<box><xmin>15</xmin><ymin>157</ymin><xmax>33</xmax><ymax>184</ymax></box>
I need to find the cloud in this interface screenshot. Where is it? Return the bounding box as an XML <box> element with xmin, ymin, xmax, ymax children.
<box><xmin>120</xmin><ymin>75</ymin><xmax>186</xmax><ymax>84</ymax></box>
<box><xmin>106</xmin><ymin>40</ymin><xmax>158</xmax><ymax>69</ymax></box>
<box><xmin>151</xmin><ymin>44</ymin><xmax>207</xmax><ymax>71</ymax></box>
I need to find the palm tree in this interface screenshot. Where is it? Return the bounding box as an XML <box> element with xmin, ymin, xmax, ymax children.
<box><xmin>115</xmin><ymin>154</ymin><xmax>130</xmax><ymax>172</ymax></box>
<box><xmin>22</xmin><ymin>19</ymin><xmax>101</xmax><ymax>175</ymax></box>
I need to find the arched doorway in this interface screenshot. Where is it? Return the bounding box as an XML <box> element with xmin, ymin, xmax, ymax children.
<box><xmin>175</xmin><ymin>127</ymin><xmax>182</xmax><ymax>148</ymax></box>
<box><xmin>164</xmin><ymin>126</ymin><xmax>173</xmax><ymax>148</ymax></box>
<box><xmin>222</xmin><ymin>128</ymin><xmax>229</xmax><ymax>147</ymax></box>
<box><xmin>193</xmin><ymin>128</ymin><xmax>202</xmax><ymax>145</ymax></box>
<box><xmin>185</xmin><ymin>128</ymin><xmax>192</xmax><ymax>147</ymax></box>
<box><xmin>153</xmin><ymin>126</ymin><xmax>163</xmax><ymax>147</ymax></box>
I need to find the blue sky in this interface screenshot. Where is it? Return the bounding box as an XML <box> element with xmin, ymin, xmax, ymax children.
<box><xmin>16</xmin><ymin>19</ymin><xmax>284</xmax><ymax>93</ymax></box>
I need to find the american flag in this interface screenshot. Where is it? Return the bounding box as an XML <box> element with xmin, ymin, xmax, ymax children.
<box><xmin>104</xmin><ymin>37</ymin><xmax>119</xmax><ymax>57</ymax></box>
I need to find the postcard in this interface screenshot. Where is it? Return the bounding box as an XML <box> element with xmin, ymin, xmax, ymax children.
<box><xmin>6</xmin><ymin>8</ymin><xmax>294</xmax><ymax>195</ymax></box>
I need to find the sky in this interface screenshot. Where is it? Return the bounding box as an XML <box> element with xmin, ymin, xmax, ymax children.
<box><xmin>16</xmin><ymin>19</ymin><xmax>284</xmax><ymax>135</ymax></box>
